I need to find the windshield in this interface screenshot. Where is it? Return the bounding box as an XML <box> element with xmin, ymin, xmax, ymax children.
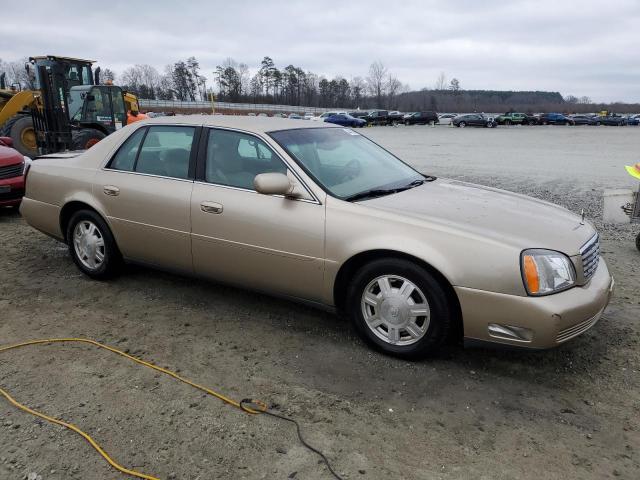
<box><xmin>270</xmin><ymin>127</ymin><xmax>424</xmax><ymax>199</ymax></box>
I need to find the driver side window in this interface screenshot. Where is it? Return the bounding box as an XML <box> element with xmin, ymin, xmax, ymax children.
<box><xmin>205</xmin><ymin>129</ymin><xmax>287</xmax><ymax>190</ymax></box>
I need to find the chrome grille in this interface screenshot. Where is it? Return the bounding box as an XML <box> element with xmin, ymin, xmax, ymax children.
<box><xmin>580</xmin><ymin>234</ymin><xmax>600</xmax><ymax>280</ymax></box>
<box><xmin>0</xmin><ymin>163</ymin><xmax>23</xmax><ymax>180</ymax></box>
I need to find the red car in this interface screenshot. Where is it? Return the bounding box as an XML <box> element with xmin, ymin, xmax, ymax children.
<box><xmin>0</xmin><ymin>136</ymin><xmax>28</xmax><ymax>208</ymax></box>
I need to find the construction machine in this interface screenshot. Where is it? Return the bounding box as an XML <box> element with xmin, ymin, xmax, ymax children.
<box><xmin>0</xmin><ymin>56</ymin><xmax>144</xmax><ymax>156</ymax></box>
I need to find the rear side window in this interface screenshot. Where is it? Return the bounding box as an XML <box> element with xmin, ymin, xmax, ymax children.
<box><xmin>135</xmin><ymin>126</ymin><xmax>195</xmax><ymax>179</ymax></box>
<box><xmin>109</xmin><ymin>127</ymin><xmax>146</xmax><ymax>171</ymax></box>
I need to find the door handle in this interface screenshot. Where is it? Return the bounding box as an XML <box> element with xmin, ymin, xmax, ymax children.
<box><xmin>103</xmin><ymin>185</ymin><xmax>120</xmax><ymax>196</ymax></box>
<box><xmin>201</xmin><ymin>201</ymin><xmax>223</xmax><ymax>214</ymax></box>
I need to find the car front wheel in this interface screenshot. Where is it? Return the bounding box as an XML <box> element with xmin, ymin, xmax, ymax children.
<box><xmin>458</xmin><ymin>121</ymin><xmax>466</xmax><ymax>128</ymax></box>
<box><xmin>67</xmin><ymin>209</ymin><xmax>122</xmax><ymax>279</ymax></box>
<box><xmin>347</xmin><ymin>258</ymin><xmax>453</xmax><ymax>359</ymax></box>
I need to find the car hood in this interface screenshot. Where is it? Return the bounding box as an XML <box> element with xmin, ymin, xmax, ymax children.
<box><xmin>362</xmin><ymin>178</ymin><xmax>595</xmax><ymax>255</ymax></box>
<box><xmin>0</xmin><ymin>145</ymin><xmax>24</xmax><ymax>167</ymax></box>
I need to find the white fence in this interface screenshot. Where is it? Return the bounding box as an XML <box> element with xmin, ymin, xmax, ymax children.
<box><xmin>138</xmin><ymin>99</ymin><xmax>351</xmax><ymax>114</ymax></box>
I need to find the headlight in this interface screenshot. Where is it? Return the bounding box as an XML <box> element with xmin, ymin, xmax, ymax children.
<box><xmin>521</xmin><ymin>249</ymin><xmax>576</xmax><ymax>296</ymax></box>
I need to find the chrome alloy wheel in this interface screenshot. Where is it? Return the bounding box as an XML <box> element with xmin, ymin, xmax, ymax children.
<box><xmin>73</xmin><ymin>220</ymin><xmax>105</xmax><ymax>270</ymax></box>
<box><xmin>361</xmin><ymin>275</ymin><xmax>431</xmax><ymax>346</ymax></box>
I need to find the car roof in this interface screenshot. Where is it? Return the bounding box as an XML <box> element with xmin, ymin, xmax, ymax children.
<box><xmin>140</xmin><ymin>114</ymin><xmax>339</xmax><ymax>134</ymax></box>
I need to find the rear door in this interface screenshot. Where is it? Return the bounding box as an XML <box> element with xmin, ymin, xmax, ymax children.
<box><xmin>95</xmin><ymin>124</ymin><xmax>200</xmax><ymax>272</ymax></box>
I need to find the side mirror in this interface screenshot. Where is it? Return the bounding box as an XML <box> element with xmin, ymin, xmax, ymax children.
<box><xmin>254</xmin><ymin>173</ymin><xmax>301</xmax><ymax>197</ymax></box>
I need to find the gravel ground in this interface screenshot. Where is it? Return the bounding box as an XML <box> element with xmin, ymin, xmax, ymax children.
<box><xmin>1</xmin><ymin>125</ymin><xmax>639</xmax><ymax>480</ymax></box>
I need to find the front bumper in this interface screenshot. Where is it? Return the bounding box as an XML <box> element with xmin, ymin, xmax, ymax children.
<box><xmin>0</xmin><ymin>175</ymin><xmax>25</xmax><ymax>207</ymax></box>
<box><xmin>457</xmin><ymin>259</ymin><xmax>614</xmax><ymax>349</ymax></box>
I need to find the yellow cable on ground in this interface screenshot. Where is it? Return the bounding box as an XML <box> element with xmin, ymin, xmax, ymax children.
<box><xmin>0</xmin><ymin>338</ymin><xmax>267</xmax><ymax>480</ymax></box>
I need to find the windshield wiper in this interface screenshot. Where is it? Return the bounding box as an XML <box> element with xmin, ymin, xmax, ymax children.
<box><xmin>345</xmin><ymin>179</ymin><xmax>426</xmax><ymax>202</ymax></box>
<box><xmin>345</xmin><ymin>189</ymin><xmax>399</xmax><ymax>202</ymax></box>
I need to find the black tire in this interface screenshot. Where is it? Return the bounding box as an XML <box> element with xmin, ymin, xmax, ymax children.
<box><xmin>596</xmin><ymin>121</ymin><xmax>601</xmax><ymax>126</ymax></box>
<box><xmin>505</xmin><ymin>119</ymin><xmax>511</xmax><ymax>126</ymax></box>
<box><xmin>486</xmin><ymin>121</ymin><xmax>495</xmax><ymax>128</ymax></box>
<box><xmin>458</xmin><ymin>121</ymin><xmax>466</xmax><ymax>128</ymax></box>
<box><xmin>71</xmin><ymin>129</ymin><xmax>107</xmax><ymax>150</ymax></box>
<box><xmin>347</xmin><ymin>258</ymin><xmax>453</xmax><ymax>359</ymax></box>
<box><xmin>0</xmin><ymin>114</ymin><xmax>38</xmax><ymax>157</ymax></box>
<box><xmin>636</xmin><ymin>232</ymin><xmax>640</xmax><ymax>252</ymax></box>
<box><xmin>66</xmin><ymin>209</ymin><xmax>122</xmax><ymax>279</ymax></box>
<box><xmin>542</xmin><ymin>121</ymin><xmax>548</xmax><ymax>125</ymax></box>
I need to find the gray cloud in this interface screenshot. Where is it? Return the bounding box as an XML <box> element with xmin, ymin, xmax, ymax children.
<box><xmin>1</xmin><ymin>0</ymin><xmax>639</xmax><ymax>102</ymax></box>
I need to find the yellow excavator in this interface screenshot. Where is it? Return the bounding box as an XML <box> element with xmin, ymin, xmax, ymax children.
<box><xmin>0</xmin><ymin>56</ymin><xmax>144</xmax><ymax>156</ymax></box>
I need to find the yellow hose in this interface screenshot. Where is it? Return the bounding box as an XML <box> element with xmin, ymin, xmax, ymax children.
<box><xmin>0</xmin><ymin>338</ymin><xmax>267</xmax><ymax>480</ymax></box>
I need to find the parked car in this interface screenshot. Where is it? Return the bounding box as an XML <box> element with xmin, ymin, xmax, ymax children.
<box><xmin>597</xmin><ymin>114</ymin><xmax>627</xmax><ymax>126</ymax></box>
<box><xmin>452</xmin><ymin>114</ymin><xmax>497</xmax><ymax>128</ymax></box>
<box><xmin>348</xmin><ymin>111</ymin><xmax>371</xmax><ymax>120</ymax></box>
<box><xmin>437</xmin><ymin>113</ymin><xmax>457</xmax><ymax>125</ymax></box>
<box><xmin>388</xmin><ymin>111</ymin><xmax>405</xmax><ymax>124</ymax></box>
<box><xmin>569</xmin><ymin>115</ymin><xmax>599</xmax><ymax>126</ymax></box>
<box><xmin>626</xmin><ymin>115</ymin><xmax>640</xmax><ymax>126</ymax></box>
<box><xmin>495</xmin><ymin>112</ymin><xmax>538</xmax><ymax>126</ymax></box>
<box><xmin>324</xmin><ymin>113</ymin><xmax>367</xmax><ymax>128</ymax></box>
<box><xmin>0</xmin><ymin>137</ymin><xmax>29</xmax><ymax>209</ymax></box>
<box><xmin>403</xmin><ymin>111</ymin><xmax>439</xmax><ymax>125</ymax></box>
<box><xmin>538</xmin><ymin>113</ymin><xmax>575</xmax><ymax>125</ymax></box>
<box><xmin>311</xmin><ymin>111</ymin><xmax>347</xmax><ymax>122</ymax></box>
<box><xmin>20</xmin><ymin>116</ymin><xmax>613</xmax><ymax>358</ymax></box>
<box><xmin>366</xmin><ymin>110</ymin><xmax>393</xmax><ymax>126</ymax></box>
<box><xmin>288</xmin><ymin>113</ymin><xmax>303</xmax><ymax>120</ymax></box>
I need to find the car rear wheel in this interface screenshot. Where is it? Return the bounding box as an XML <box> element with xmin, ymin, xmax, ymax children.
<box><xmin>347</xmin><ymin>258</ymin><xmax>453</xmax><ymax>359</ymax></box>
<box><xmin>67</xmin><ymin>209</ymin><xmax>122</xmax><ymax>279</ymax></box>
<box><xmin>486</xmin><ymin>121</ymin><xmax>496</xmax><ymax>128</ymax></box>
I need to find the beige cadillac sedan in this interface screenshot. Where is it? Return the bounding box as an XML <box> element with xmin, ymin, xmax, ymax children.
<box><xmin>21</xmin><ymin>116</ymin><xmax>614</xmax><ymax>358</ymax></box>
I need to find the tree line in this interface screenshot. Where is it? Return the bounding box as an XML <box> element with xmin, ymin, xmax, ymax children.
<box><xmin>2</xmin><ymin>56</ymin><xmax>639</xmax><ymax>113</ymax></box>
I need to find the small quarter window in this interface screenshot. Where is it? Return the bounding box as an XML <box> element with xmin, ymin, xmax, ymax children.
<box><xmin>108</xmin><ymin>127</ymin><xmax>146</xmax><ymax>172</ymax></box>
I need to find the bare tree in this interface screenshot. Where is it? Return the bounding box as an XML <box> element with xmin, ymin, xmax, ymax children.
<box><xmin>434</xmin><ymin>71</ymin><xmax>447</xmax><ymax>90</ymax></box>
<box><xmin>449</xmin><ymin>78</ymin><xmax>461</xmax><ymax>94</ymax></box>
<box><xmin>367</xmin><ymin>61</ymin><xmax>388</xmax><ymax>108</ymax></box>
<box><xmin>237</xmin><ymin>63</ymin><xmax>250</xmax><ymax>96</ymax></box>
<box><xmin>386</xmin><ymin>75</ymin><xmax>402</xmax><ymax>108</ymax></box>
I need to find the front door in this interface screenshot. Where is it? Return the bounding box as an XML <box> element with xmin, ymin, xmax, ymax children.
<box><xmin>190</xmin><ymin>127</ymin><xmax>326</xmax><ymax>302</ymax></box>
<box><xmin>95</xmin><ymin>124</ymin><xmax>198</xmax><ymax>272</ymax></box>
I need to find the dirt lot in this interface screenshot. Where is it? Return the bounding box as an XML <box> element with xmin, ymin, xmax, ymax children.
<box><xmin>1</xmin><ymin>125</ymin><xmax>639</xmax><ymax>480</ymax></box>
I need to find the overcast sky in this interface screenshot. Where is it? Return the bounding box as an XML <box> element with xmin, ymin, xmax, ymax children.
<box><xmin>2</xmin><ymin>0</ymin><xmax>639</xmax><ymax>102</ymax></box>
